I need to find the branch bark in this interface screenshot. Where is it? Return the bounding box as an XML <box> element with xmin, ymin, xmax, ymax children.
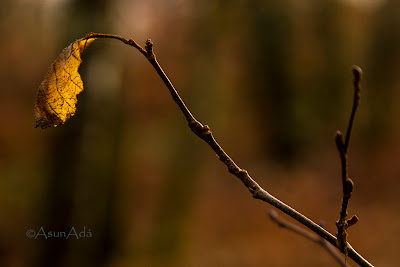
<box><xmin>82</xmin><ymin>33</ymin><xmax>373</xmax><ymax>267</ymax></box>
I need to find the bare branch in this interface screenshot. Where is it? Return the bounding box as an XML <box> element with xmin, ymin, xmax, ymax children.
<box><xmin>79</xmin><ymin>33</ymin><xmax>373</xmax><ymax>267</ymax></box>
<box><xmin>335</xmin><ymin>66</ymin><xmax>362</xmax><ymax>253</ymax></box>
<box><xmin>268</xmin><ymin>210</ymin><xmax>349</xmax><ymax>267</ymax></box>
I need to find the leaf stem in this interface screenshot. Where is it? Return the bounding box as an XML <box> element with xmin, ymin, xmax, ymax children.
<box><xmin>82</xmin><ymin>32</ymin><xmax>147</xmax><ymax>56</ymax></box>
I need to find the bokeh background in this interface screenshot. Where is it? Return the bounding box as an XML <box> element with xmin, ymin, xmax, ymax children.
<box><xmin>1</xmin><ymin>0</ymin><xmax>399</xmax><ymax>266</ymax></box>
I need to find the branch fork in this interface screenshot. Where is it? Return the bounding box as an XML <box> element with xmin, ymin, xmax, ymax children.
<box><xmin>72</xmin><ymin>33</ymin><xmax>372</xmax><ymax>266</ymax></box>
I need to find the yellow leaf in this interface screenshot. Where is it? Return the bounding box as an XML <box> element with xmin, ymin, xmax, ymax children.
<box><xmin>34</xmin><ymin>38</ymin><xmax>96</xmax><ymax>129</ymax></box>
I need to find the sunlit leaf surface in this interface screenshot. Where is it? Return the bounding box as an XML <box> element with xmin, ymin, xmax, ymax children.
<box><xmin>34</xmin><ymin>38</ymin><xmax>96</xmax><ymax>129</ymax></box>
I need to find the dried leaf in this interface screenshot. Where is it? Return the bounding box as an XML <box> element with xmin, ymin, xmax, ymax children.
<box><xmin>34</xmin><ymin>38</ymin><xmax>96</xmax><ymax>129</ymax></box>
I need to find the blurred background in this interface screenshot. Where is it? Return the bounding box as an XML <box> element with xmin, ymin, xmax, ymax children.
<box><xmin>0</xmin><ymin>0</ymin><xmax>399</xmax><ymax>266</ymax></box>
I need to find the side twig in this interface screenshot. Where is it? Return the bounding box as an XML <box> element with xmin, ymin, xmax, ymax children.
<box><xmin>269</xmin><ymin>210</ymin><xmax>349</xmax><ymax>267</ymax></box>
<box><xmin>82</xmin><ymin>33</ymin><xmax>373</xmax><ymax>267</ymax></box>
<box><xmin>335</xmin><ymin>66</ymin><xmax>362</xmax><ymax>254</ymax></box>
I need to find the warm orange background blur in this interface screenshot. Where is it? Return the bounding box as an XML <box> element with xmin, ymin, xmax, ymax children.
<box><xmin>1</xmin><ymin>0</ymin><xmax>399</xmax><ymax>266</ymax></box>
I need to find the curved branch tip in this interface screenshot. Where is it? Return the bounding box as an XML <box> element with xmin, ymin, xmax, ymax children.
<box><xmin>351</xmin><ymin>65</ymin><xmax>363</xmax><ymax>84</ymax></box>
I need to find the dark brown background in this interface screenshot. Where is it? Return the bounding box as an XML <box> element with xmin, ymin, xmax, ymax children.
<box><xmin>0</xmin><ymin>0</ymin><xmax>399</xmax><ymax>266</ymax></box>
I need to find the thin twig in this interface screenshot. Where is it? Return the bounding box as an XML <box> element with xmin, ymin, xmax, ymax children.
<box><xmin>335</xmin><ymin>66</ymin><xmax>362</xmax><ymax>254</ymax></box>
<box><xmin>269</xmin><ymin>210</ymin><xmax>349</xmax><ymax>266</ymax></box>
<box><xmin>81</xmin><ymin>33</ymin><xmax>373</xmax><ymax>267</ymax></box>
<box><xmin>345</xmin><ymin>66</ymin><xmax>362</xmax><ymax>152</ymax></box>
<box><xmin>83</xmin><ymin>32</ymin><xmax>148</xmax><ymax>56</ymax></box>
